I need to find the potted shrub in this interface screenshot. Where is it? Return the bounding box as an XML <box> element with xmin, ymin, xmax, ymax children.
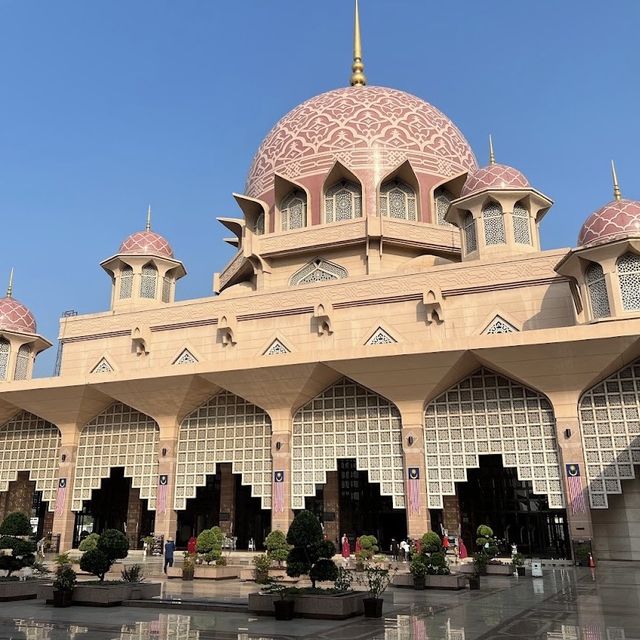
<box><xmin>79</xmin><ymin>529</ymin><xmax>129</xmax><ymax>582</ymax></box>
<box><xmin>78</xmin><ymin>533</ymin><xmax>100</xmax><ymax>554</ymax></box>
<box><xmin>473</xmin><ymin>551</ymin><xmax>488</xmax><ymax>577</ymax></box>
<box><xmin>121</xmin><ymin>564</ymin><xmax>144</xmax><ymax>582</ymax></box>
<box><xmin>421</xmin><ymin>531</ymin><xmax>442</xmax><ymax>554</ymax></box>
<box><xmin>182</xmin><ymin>553</ymin><xmax>195</xmax><ymax>580</ymax></box>
<box><xmin>265</xmin><ymin>578</ymin><xmax>295</xmax><ymax>620</ymax></box>
<box><xmin>512</xmin><ymin>553</ymin><xmax>526</xmax><ymax>576</ymax></box>
<box><xmin>362</xmin><ymin>564</ymin><xmax>393</xmax><ymax>618</ymax></box>
<box><xmin>475</xmin><ymin>525</ymin><xmax>498</xmax><ymax>558</ymax></box>
<box><xmin>52</xmin><ymin>554</ymin><xmax>76</xmax><ymax>607</ymax></box>
<box><xmin>410</xmin><ymin>554</ymin><xmax>427</xmax><ymax>590</ymax></box>
<box><xmin>253</xmin><ymin>553</ymin><xmax>270</xmax><ymax>584</ymax></box>
<box><xmin>468</xmin><ymin>570</ymin><xmax>480</xmax><ymax>590</ymax></box>
<box><xmin>265</xmin><ymin>530</ymin><xmax>290</xmax><ymax>567</ymax></box>
<box><xmin>356</xmin><ymin>535</ymin><xmax>378</xmax><ymax>562</ymax></box>
<box><xmin>197</xmin><ymin>526</ymin><xmax>224</xmax><ymax>563</ymax></box>
<box><xmin>0</xmin><ymin>512</ymin><xmax>36</xmax><ymax>578</ymax></box>
<box><xmin>143</xmin><ymin>536</ymin><xmax>155</xmax><ymax>557</ymax></box>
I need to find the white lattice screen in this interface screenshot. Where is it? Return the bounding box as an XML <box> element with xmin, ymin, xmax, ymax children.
<box><xmin>72</xmin><ymin>403</ymin><xmax>159</xmax><ymax>511</ymax></box>
<box><xmin>579</xmin><ymin>359</ymin><xmax>640</xmax><ymax>508</ymax></box>
<box><xmin>0</xmin><ymin>411</ymin><xmax>60</xmax><ymax>506</ymax></box>
<box><xmin>292</xmin><ymin>378</ymin><xmax>406</xmax><ymax>510</ymax></box>
<box><xmin>175</xmin><ymin>391</ymin><xmax>272</xmax><ymax>510</ymax></box>
<box><xmin>424</xmin><ymin>368</ymin><xmax>564</xmax><ymax>509</ymax></box>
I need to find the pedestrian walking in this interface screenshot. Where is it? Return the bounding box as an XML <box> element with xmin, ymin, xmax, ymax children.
<box><xmin>164</xmin><ymin>537</ymin><xmax>176</xmax><ymax>573</ymax></box>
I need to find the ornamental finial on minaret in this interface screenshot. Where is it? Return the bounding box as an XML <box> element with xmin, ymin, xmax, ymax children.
<box><xmin>489</xmin><ymin>134</ymin><xmax>496</xmax><ymax>165</ymax></box>
<box><xmin>611</xmin><ymin>160</ymin><xmax>622</xmax><ymax>201</ymax></box>
<box><xmin>350</xmin><ymin>0</ymin><xmax>367</xmax><ymax>87</ymax></box>
<box><xmin>6</xmin><ymin>268</ymin><xmax>14</xmax><ymax>298</ymax></box>
<box><xmin>146</xmin><ymin>204</ymin><xmax>152</xmax><ymax>232</ymax></box>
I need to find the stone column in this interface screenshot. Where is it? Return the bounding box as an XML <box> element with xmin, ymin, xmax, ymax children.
<box><xmin>442</xmin><ymin>494</ymin><xmax>461</xmax><ymax>536</ymax></box>
<box><xmin>270</xmin><ymin>411</ymin><xmax>294</xmax><ymax>533</ymax></box>
<box><xmin>52</xmin><ymin>429</ymin><xmax>80</xmax><ymax>551</ymax></box>
<box><xmin>548</xmin><ymin>391</ymin><xmax>594</xmax><ymax>556</ymax></box>
<box><xmin>398</xmin><ymin>403</ymin><xmax>430</xmax><ymax>537</ymax></box>
<box><xmin>219</xmin><ymin>463</ymin><xmax>235</xmax><ymax>536</ymax></box>
<box><xmin>126</xmin><ymin>487</ymin><xmax>142</xmax><ymax>549</ymax></box>
<box><xmin>323</xmin><ymin>471</ymin><xmax>340</xmax><ymax>544</ymax></box>
<box><xmin>154</xmin><ymin>424</ymin><xmax>179</xmax><ymax>542</ymax></box>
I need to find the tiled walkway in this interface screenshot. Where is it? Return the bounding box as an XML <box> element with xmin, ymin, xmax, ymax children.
<box><xmin>2</xmin><ymin>563</ymin><xmax>639</xmax><ymax>639</ymax></box>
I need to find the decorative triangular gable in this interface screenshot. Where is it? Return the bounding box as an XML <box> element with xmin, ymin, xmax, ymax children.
<box><xmin>91</xmin><ymin>358</ymin><xmax>114</xmax><ymax>374</ymax></box>
<box><xmin>173</xmin><ymin>349</ymin><xmax>198</xmax><ymax>365</ymax></box>
<box><xmin>264</xmin><ymin>339</ymin><xmax>290</xmax><ymax>356</ymax></box>
<box><xmin>484</xmin><ymin>316</ymin><xmax>518</xmax><ymax>335</ymax></box>
<box><xmin>366</xmin><ymin>327</ymin><xmax>397</xmax><ymax>345</ymax></box>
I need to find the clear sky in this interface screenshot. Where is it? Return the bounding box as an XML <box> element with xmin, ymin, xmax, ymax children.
<box><xmin>1</xmin><ymin>0</ymin><xmax>639</xmax><ymax>376</ymax></box>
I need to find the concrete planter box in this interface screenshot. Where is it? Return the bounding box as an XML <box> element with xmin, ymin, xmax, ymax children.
<box><xmin>193</xmin><ymin>566</ymin><xmax>238</xmax><ymax>580</ymax></box>
<box><xmin>459</xmin><ymin>563</ymin><xmax>513</xmax><ymax>576</ymax></box>
<box><xmin>0</xmin><ymin>580</ymin><xmax>42</xmax><ymax>602</ymax></box>
<box><xmin>166</xmin><ymin>567</ymin><xmax>182</xmax><ymax>579</ymax></box>
<box><xmin>393</xmin><ymin>573</ymin><xmax>467</xmax><ymax>590</ymax></box>
<box><xmin>248</xmin><ymin>591</ymin><xmax>366</xmax><ymax>619</ymax></box>
<box><xmin>39</xmin><ymin>582</ymin><xmax>161</xmax><ymax>606</ymax></box>
<box><xmin>239</xmin><ymin>567</ymin><xmax>255</xmax><ymax>581</ymax></box>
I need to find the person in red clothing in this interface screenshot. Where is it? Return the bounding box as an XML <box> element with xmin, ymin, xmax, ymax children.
<box><xmin>341</xmin><ymin>533</ymin><xmax>351</xmax><ymax>559</ymax></box>
<box><xmin>442</xmin><ymin>535</ymin><xmax>450</xmax><ymax>550</ymax></box>
<box><xmin>187</xmin><ymin>535</ymin><xmax>197</xmax><ymax>555</ymax></box>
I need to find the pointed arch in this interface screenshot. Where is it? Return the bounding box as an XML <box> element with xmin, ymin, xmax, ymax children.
<box><xmin>380</xmin><ymin>179</ymin><xmax>417</xmax><ymax>221</ymax></box>
<box><xmin>0</xmin><ymin>338</ymin><xmax>10</xmax><ymax>380</ymax></box>
<box><xmin>586</xmin><ymin>262</ymin><xmax>610</xmax><ymax>319</ymax></box>
<box><xmin>119</xmin><ymin>265</ymin><xmax>133</xmax><ymax>299</ymax></box>
<box><xmin>291</xmin><ymin>377</ymin><xmax>405</xmax><ymax>510</ymax></box>
<box><xmin>174</xmin><ymin>391</ymin><xmax>272</xmax><ymax>510</ymax></box>
<box><xmin>617</xmin><ymin>252</ymin><xmax>640</xmax><ymax>311</ymax></box>
<box><xmin>140</xmin><ymin>263</ymin><xmax>158</xmax><ymax>299</ymax></box>
<box><xmin>424</xmin><ymin>367</ymin><xmax>564</xmax><ymax>510</ymax></box>
<box><xmin>434</xmin><ymin>187</ymin><xmax>454</xmax><ymax>227</ymax></box>
<box><xmin>513</xmin><ymin>201</ymin><xmax>531</xmax><ymax>245</ymax></box>
<box><xmin>482</xmin><ymin>200</ymin><xmax>505</xmax><ymax>245</ymax></box>
<box><xmin>14</xmin><ymin>344</ymin><xmax>31</xmax><ymax>380</ymax></box>
<box><xmin>0</xmin><ymin>411</ymin><xmax>60</xmax><ymax>507</ymax></box>
<box><xmin>72</xmin><ymin>403</ymin><xmax>159</xmax><ymax>511</ymax></box>
<box><xmin>462</xmin><ymin>212</ymin><xmax>477</xmax><ymax>253</ymax></box>
<box><xmin>290</xmin><ymin>258</ymin><xmax>348</xmax><ymax>286</ymax></box>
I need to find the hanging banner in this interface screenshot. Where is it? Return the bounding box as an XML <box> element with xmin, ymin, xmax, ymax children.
<box><xmin>54</xmin><ymin>478</ymin><xmax>67</xmax><ymax>516</ymax></box>
<box><xmin>274</xmin><ymin>471</ymin><xmax>285</xmax><ymax>513</ymax></box>
<box><xmin>157</xmin><ymin>475</ymin><xmax>169</xmax><ymax>514</ymax></box>
<box><xmin>408</xmin><ymin>467</ymin><xmax>421</xmax><ymax>514</ymax></box>
<box><xmin>566</xmin><ymin>464</ymin><xmax>588</xmax><ymax>514</ymax></box>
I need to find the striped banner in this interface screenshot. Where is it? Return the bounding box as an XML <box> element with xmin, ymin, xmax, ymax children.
<box><xmin>408</xmin><ymin>467</ymin><xmax>421</xmax><ymax>514</ymax></box>
<box><xmin>566</xmin><ymin>464</ymin><xmax>588</xmax><ymax>514</ymax></box>
<box><xmin>157</xmin><ymin>475</ymin><xmax>168</xmax><ymax>514</ymax></box>
<box><xmin>54</xmin><ymin>478</ymin><xmax>67</xmax><ymax>516</ymax></box>
<box><xmin>274</xmin><ymin>471</ymin><xmax>285</xmax><ymax>513</ymax></box>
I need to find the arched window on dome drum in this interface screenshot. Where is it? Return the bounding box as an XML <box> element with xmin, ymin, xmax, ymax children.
<box><xmin>325</xmin><ymin>180</ymin><xmax>362</xmax><ymax>223</ymax></box>
<box><xmin>0</xmin><ymin>338</ymin><xmax>9</xmax><ymax>381</ymax></box>
<box><xmin>380</xmin><ymin>180</ymin><xmax>417</xmax><ymax>221</ymax></box>
<box><xmin>482</xmin><ymin>201</ymin><xmax>506</xmax><ymax>245</ymax></box>
<box><xmin>617</xmin><ymin>253</ymin><xmax>640</xmax><ymax>311</ymax></box>
<box><xmin>119</xmin><ymin>265</ymin><xmax>133</xmax><ymax>300</ymax></box>
<box><xmin>586</xmin><ymin>262</ymin><xmax>610</xmax><ymax>319</ymax></box>
<box><xmin>434</xmin><ymin>188</ymin><xmax>454</xmax><ymax>226</ymax></box>
<box><xmin>254</xmin><ymin>212</ymin><xmax>265</xmax><ymax>236</ymax></box>
<box><xmin>280</xmin><ymin>190</ymin><xmax>307</xmax><ymax>231</ymax></box>
<box><xmin>14</xmin><ymin>344</ymin><xmax>30</xmax><ymax>381</ymax></box>
<box><xmin>463</xmin><ymin>212</ymin><xmax>477</xmax><ymax>253</ymax></box>
<box><xmin>140</xmin><ymin>264</ymin><xmax>158</xmax><ymax>299</ymax></box>
<box><xmin>513</xmin><ymin>202</ymin><xmax>531</xmax><ymax>245</ymax></box>
<box><xmin>162</xmin><ymin>276</ymin><xmax>172</xmax><ymax>303</ymax></box>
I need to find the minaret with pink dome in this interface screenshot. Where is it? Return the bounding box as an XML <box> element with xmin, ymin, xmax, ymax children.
<box><xmin>0</xmin><ymin>270</ymin><xmax>51</xmax><ymax>382</ymax></box>
<box><xmin>101</xmin><ymin>207</ymin><xmax>186</xmax><ymax>310</ymax></box>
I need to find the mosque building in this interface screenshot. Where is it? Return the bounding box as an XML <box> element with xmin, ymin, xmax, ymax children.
<box><xmin>1</xmin><ymin>1</ymin><xmax>640</xmax><ymax>561</ymax></box>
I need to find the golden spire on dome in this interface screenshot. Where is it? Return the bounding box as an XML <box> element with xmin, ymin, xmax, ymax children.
<box><xmin>611</xmin><ymin>160</ymin><xmax>622</xmax><ymax>201</ymax></box>
<box><xmin>489</xmin><ymin>134</ymin><xmax>496</xmax><ymax>165</ymax></box>
<box><xmin>350</xmin><ymin>0</ymin><xmax>367</xmax><ymax>87</ymax></box>
<box><xmin>146</xmin><ymin>205</ymin><xmax>152</xmax><ymax>231</ymax></box>
<box><xmin>6</xmin><ymin>268</ymin><xmax>14</xmax><ymax>298</ymax></box>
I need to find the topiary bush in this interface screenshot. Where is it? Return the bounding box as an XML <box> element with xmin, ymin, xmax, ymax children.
<box><xmin>78</xmin><ymin>533</ymin><xmax>100</xmax><ymax>553</ymax></box>
<box><xmin>421</xmin><ymin>531</ymin><xmax>442</xmax><ymax>554</ymax></box>
<box><xmin>356</xmin><ymin>535</ymin><xmax>378</xmax><ymax>561</ymax></box>
<box><xmin>253</xmin><ymin>553</ymin><xmax>270</xmax><ymax>584</ymax></box>
<box><xmin>79</xmin><ymin>529</ymin><xmax>129</xmax><ymax>582</ymax></box>
<box><xmin>197</xmin><ymin>527</ymin><xmax>224</xmax><ymax>564</ymax></box>
<box><xmin>0</xmin><ymin>512</ymin><xmax>31</xmax><ymax>536</ymax></box>
<box><xmin>425</xmin><ymin>551</ymin><xmax>450</xmax><ymax>575</ymax></box>
<box><xmin>0</xmin><ymin>512</ymin><xmax>36</xmax><ymax>577</ymax></box>
<box><xmin>285</xmin><ymin>510</ymin><xmax>337</xmax><ymax>588</ymax></box>
<box><xmin>80</xmin><ymin>548</ymin><xmax>112</xmax><ymax>582</ymax></box>
<box><xmin>265</xmin><ymin>530</ymin><xmax>290</xmax><ymax>565</ymax></box>
<box><xmin>476</xmin><ymin>524</ymin><xmax>498</xmax><ymax>558</ymax></box>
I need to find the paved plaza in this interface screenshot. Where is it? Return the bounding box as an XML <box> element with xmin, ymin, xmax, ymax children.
<box><xmin>1</xmin><ymin>563</ymin><xmax>639</xmax><ymax>639</ymax></box>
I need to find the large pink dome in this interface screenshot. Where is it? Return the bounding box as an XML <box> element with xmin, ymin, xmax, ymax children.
<box><xmin>461</xmin><ymin>163</ymin><xmax>530</xmax><ymax>197</ymax></box>
<box><xmin>0</xmin><ymin>297</ymin><xmax>36</xmax><ymax>334</ymax></box>
<box><xmin>245</xmin><ymin>86</ymin><xmax>478</xmax><ymax>199</ymax></box>
<box><xmin>119</xmin><ymin>230</ymin><xmax>174</xmax><ymax>258</ymax></box>
<box><xmin>578</xmin><ymin>199</ymin><xmax>640</xmax><ymax>247</ymax></box>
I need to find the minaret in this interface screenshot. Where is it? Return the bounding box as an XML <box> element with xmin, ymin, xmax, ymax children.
<box><xmin>350</xmin><ymin>0</ymin><xmax>367</xmax><ymax>87</ymax></box>
<box><xmin>611</xmin><ymin>160</ymin><xmax>622</xmax><ymax>201</ymax></box>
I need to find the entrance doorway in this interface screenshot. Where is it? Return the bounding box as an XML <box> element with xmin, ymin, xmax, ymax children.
<box><xmin>0</xmin><ymin>471</ymin><xmax>51</xmax><ymax>538</ymax></box>
<box><xmin>457</xmin><ymin>455</ymin><xmax>570</xmax><ymax>558</ymax></box>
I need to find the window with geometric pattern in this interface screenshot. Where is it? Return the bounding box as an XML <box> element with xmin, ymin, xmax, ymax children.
<box><xmin>254</xmin><ymin>212</ymin><xmax>265</xmax><ymax>236</ymax></box>
<box><xmin>290</xmin><ymin>258</ymin><xmax>348</xmax><ymax>286</ymax></box>
<box><xmin>14</xmin><ymin>344</ymin><xmax>31</xmax><ymax>380</ymax></box>
<box><xmin>463</xmin><ymin>212</ymin><xmax>477</xmax><ymax>253</ymax></box>
<box><xmin>484</xmin><ymin>316</ymin><xmax>517</xmax><ymax>334</ymax></box>
<box><xmin>280</xmin><ymin>190</ymin><xmax>307</xmax><ymax>231</ymax></box>
<box><xmin>140</xmin><ymin>264</ymin><xmax>157</xmax><ymax>299</ymax></box>
<box><xmin>617</xmin><ymin>252</ymin><xmax>640</xmax><ymax>311</ymax></box>
<box><xmin>482</xmin><ymin>201</ymin><xmax>506</xmax><ymax>245</ymax></box>
<box><xmin>325</xmin><ymin>180</ymin><xmax>362</xmax><ymax>223</ymax></box>
<box><xmin>119</xmin><ymin>266</ymin><xmax>133</xmax><ymax>299</ymax></box>
<box><xmin>424</xmin><ymin>368</ymin><xmax>564</xmax><ymax>509</ymax></box>
<box><xmin>175</xmin><ymin>391</ymin><xmax>272</xmax><ymax>510</ymax></box>
<box><xmin>173</xmin><ymin>349</ymin><xmax>198</xmax><ymax>365</ymax></box>
<box><xmin>513</xmin><ymin>202</ymin><xmax>531</xmax><ymax>245</ymax></box>
<box><xmin>586</xmin><ymin>262</ymin><xmax>610</xmax><ymax>319</ymax></box>
<box><xmin>434</xmin><ymin>188</ymin><xmax>454</xmax><ymax>226</ymax></box>
<box><xmin>264</xmin><ymin>339</ymin><xmax>290</xmax><ymax>356</ymax></box>
<box><xmin>291</xmin><ymin>378</ymin><xmax>406</xmax><ymax>510</ymax></box>
<box><xmin>380</xmin><ymin>180</ymin><xmax>417</xmax><ymax>221</ymax></box>
<box><xmin>366</xmin><ymin>327</ymin><xmax>397</xmax><ymax>345</ymax></box>
<box><xmin>0</xmin><ymin>411</ymin><xmax>60</xmax><ymax>508</ymax></box>
<box><xmin>579</xmin><ymin>358</ymin><xmax>640</xmax><ymax>508</ymax></box>
<box><xmin>91</xmin><ymin>358</ymin><xmax>113</xmax><ymax>374</ymax></box>
<box><xmin>162</xmin><ymin>276</ymin><xmax>172</xmax><ymax>303</ymax></box>
<box><xmin>0</xmin><ymin>338</ymin><xmax>10</xmax><ymax>380</ymax></box>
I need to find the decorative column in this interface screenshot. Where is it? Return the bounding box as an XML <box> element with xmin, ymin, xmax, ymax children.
<box><xmin>154</xmin><ymin>422</ymin><xmax>179</xmax><ymax>542</ymax></box>
<box><xmin>52</xmin><ymin>426</ymin><xmax>80</xmax><ymax>552</ymax></box>
<box><xmin>270</xmin><ymin>410</ymin><xmax>294</xmax><ymax>533</ymax></box>
<box><xmin>398</xmin><ymin>403</ymin><xmax>430</xmax><ymax>537</ymax></box>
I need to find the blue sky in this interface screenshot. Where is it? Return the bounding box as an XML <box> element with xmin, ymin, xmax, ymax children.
<box><xmin>0</xmin><ymin>0</ymin><xmax>638</xmax><ymax>376</ymax></box>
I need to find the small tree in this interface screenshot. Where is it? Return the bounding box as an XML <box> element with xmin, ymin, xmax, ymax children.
<box><xmin>197</xmin><ymin>526</ymin><xmax>224</xmax><ymax>564</ymax></box>
<box><xmin>475</xmin><ymin>525</ymin><xmax>498</xmax><ymax>558</ymax></box>
<box><xmin>78</xmin><ymin>533</ymin><xmax>100</xmax><ymax>553</ymax></box>
<box><xmin>356</xmin><ymin>535</ymin><xmax>378</xmax><ymax>561</ymax></box>
<box><xmin>0</xmin><ymin>512</ymin><xmax>35</xmax><ymax>577</ymax></box>
<box><xmin>80</xmin><ymin>549</ymin><xmax>112</xmax><ymax>582</ymax></box>
<box><xmin>421</xmin><ymin>531</ymin><xmax>442</xmax><ymax>554</ymax></box>
<box><xmin>80</xmin><ymin>529</ymin><xmax>129</xmax><ymax>582</ymax></box>
<box><xmin>285</xmin><ymin>510</ymin><xmax>337</xmax><ymax>588</ymax></box>
<box><xmin>265</xmin><ymin>530</ymin><xmax>290</xmax><ymax>566</ymax></box>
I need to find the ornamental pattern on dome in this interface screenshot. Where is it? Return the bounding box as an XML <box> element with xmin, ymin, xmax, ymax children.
<box><xmin>0</xmin><ymin>297</ymin><xmax>37</xmax><ymax>334</ymax></box>
<box><xmin>245</xmin><ymin>86</ymin><xmax>478</xmax><ymax>198</ymax></box>
<box><xmin>461</xmin><ymin>164</ymin><xmax>530</xmax><ymax>197</ymax></box>
<box><xmin>119</xmin><ymin>231</ymin><xmax>174</xmax><ymax>258</ymax></box>
<box><xmin>578</xmin><ymin>199</ymin><xmax>640</xmax><ymax>247</ymax></box>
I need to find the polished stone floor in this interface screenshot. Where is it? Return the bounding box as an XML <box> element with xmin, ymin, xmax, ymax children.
<box><xmin>2</xmin><ymin>563</ymin><xmax>639</xmax><ymax>639</ymax></box>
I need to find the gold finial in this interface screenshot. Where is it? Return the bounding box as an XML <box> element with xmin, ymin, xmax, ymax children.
<box><xmin>489</xmin><ymin>134</ymin><xmax>496</xmax><ymax>165</ymax></box>
<box><xmin>350</xmin><ymin>0</ymin><xmax>367</xmax><ymax>87</ymax></box>
<box><xmin>146</xmin><ymin>204</ymin><xmax>152</xmax><ymax>231</ymax></box>
<box><xmin>611</xmin><ymin>160</ymin><xmax>622</xmax><ymax>201</ymax></box>
<box><xmin>6</xmin><ymin>268</ymin><xmax>13</xmax><ymax>298</ymax></box>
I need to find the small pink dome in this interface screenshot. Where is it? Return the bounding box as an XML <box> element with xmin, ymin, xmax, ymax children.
<box><xmin>119</xmin><ymin>230</ymin><xmax>174</xmax><ymax>258</ymax></box>
<box><xmin>461</xmin><ymin>163</ymin><xmax>530</xmax><ymax>197</ymax></box>
<box><xmin>0</xmin><ymin>297</ymin><xmax>36</xmax><ymax>334</ymax></box>
<box><xmin>578</xmin><ymin>199</ymin><xmax>640</xmax><ymax>247</ymax></box>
